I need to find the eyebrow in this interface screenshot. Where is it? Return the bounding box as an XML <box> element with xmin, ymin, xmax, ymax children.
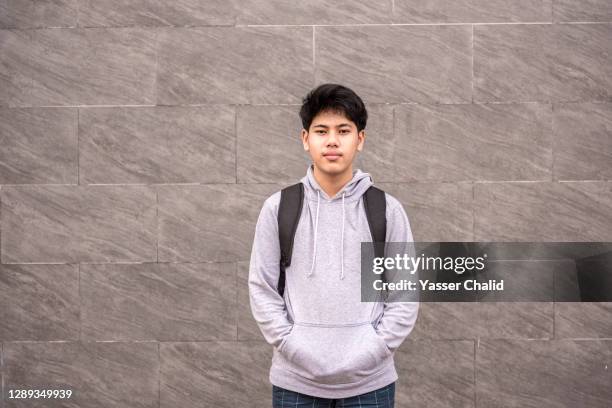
<box><xmin>312</xmin><ymin>123</ymin><xmax>352</xmax><ymax>129</ymax></box>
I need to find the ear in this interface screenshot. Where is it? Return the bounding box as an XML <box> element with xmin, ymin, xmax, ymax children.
<box><xmin>301</xmin><ymin>129</ymin><xmax>309</xmax><ymax>151</ymax></box>
<box><xmin>357</xmin><ymin>130</ymin><xmax>366</xmax><ymax>152</ymax></box>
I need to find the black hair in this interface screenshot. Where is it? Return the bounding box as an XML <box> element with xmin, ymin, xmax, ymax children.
<box><xmin>299</xmin><ymin>83</ymin><xmax>368</xmax><ymax>132</ymax></box>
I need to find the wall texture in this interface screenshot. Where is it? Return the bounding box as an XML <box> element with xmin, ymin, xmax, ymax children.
<box><xmin>1</xmin><ymin>0</ymin><xmax>612</xmax><ymax>407</ymax></box>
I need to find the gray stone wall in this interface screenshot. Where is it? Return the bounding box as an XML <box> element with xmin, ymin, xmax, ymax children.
<box><xmin>1</xmin><ymin>1</ymin><xmax>611</xmax><ymax>406</ymax></box>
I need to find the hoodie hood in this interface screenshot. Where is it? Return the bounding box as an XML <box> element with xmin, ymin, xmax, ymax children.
<box><xmin>300</xmin><ymin>164</ymin><xmax>374</xmax><ymax>280</ymax></box>
<box><xmin>301</xmin><ymin>163</ymin><xmax>374</xmax><ymax>202</ymax></box>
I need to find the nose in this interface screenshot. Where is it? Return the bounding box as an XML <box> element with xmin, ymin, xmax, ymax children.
<box><xmin>326</xmin><ymin>131</ymin><xmax>340</xmax><ymax>146</ymax></box>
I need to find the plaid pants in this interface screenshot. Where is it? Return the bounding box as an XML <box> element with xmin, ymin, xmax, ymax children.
<box><xmin>272</xmin><ymin>382</ymin><xmax>395</xmax><ymax>407</ymax></box>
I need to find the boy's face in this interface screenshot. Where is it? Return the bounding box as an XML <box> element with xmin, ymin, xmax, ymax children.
<box><xmin>301</xmin><ymin>109</ymin><xmax>365</xmax><ymax>176</ymax></box>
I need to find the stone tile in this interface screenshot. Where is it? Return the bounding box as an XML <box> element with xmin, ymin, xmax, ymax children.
<box><xmin>32</xmin><ymin>26</ymin><xmax>84</xmax><ymax>106</ymax></box>
<box><xmin>474</xmin><ymin>24</ymin><xmax>612</xmax><ymax>102</ymax></box>
<box><xmin>0</xmin><ymin>28</ymin><xmax>157</xmax><ymax>107</ymax></box>
<box><xmin>552</xmin><ymin>102</ymin><xmax>612</xmax><ymax>181</ymax></box>
<box><xmin>393</xmin><ymin>0</ymin><xmax>551</xmax><ymax>23</ymax></box>
<box><xmin>554</xmin><ymin>0</ymin><xmax>612</xmax><ymax>22</ymax></box>
<box><xmin>71</xmin><ymin>28</ymin><xmax>158</xmax><ymax>106</ymax></box>
<box><xmin>0</xmin><ymin>264</ymin><xmax>79</xmax><ymax>341</ymax></box>
<box><xmin>77</xmin><ymin>0</ymin><xmax>237</xmax><ymax>27</ymax></box>
<box><xmin>394</xmin><ymin>103</ymin><xmax>553</xmax><ymax>182</ymax></box>
<box><xmin>380</xmin><ymin>182</ymin><xmax>474</xmax><ymax>241</ymax></box>
<box><xmin>1</xmin><ymin>185</ymin><xmax>157</xmax><ymax>263</ymax></box>
<box><xmin>0</xmin><ymin>107</ymin><xmax>77</xmax><ymax>184</ymax></box>
<box><xmin>411</xmin><ymin>302</ymin><xmax>553</xmax><ymax>340</ymax></box>
<box><xmin>156</xmin><ymin>26</ymin><xmax>313</xmax><ymax>105</ymax></box>
<box><xmin>79</xmin><ymin>105</ymin><xmax>236</xmax><ymax>184</ymax></box>
<box><xmin>553</xmin><ymin>23</ymin><xmax>612</xmax><ymax>102</ymax></box>
<box><xmin>236</xmin><ymin>105</ymin><xmax>309</xmax><ymax>184</ymax></box>
<box><xmin>237</xmin><ymin>261</ymin><xmax>265</xmax><ymax>341</ymax></box>
<box><xmin>81</xmin><ymin>262</ymin><xmax>237</xmax><ymax>341</ymax></box>
<box><xmin>0</xmin><ymin>29</ymin><xmax>35</xmax><ymax>107</ymax></box>
<box><xmin>160</xmin><ymin>341</ymin><xmax>271</xmax><ymax>407</ymax></box>
<box><xmin>315</xmin><ymin>25</ymin><xmax>472</xmax><ymax>104</ymax></box>
<box><xmin>3</xmin><ymin>341</ymin><xmax>159</xmax><ymax>408</ymax></box>
<box><xmin>474</xmin><ymin>181</ymin><xmax>612</xmax><ymax>241</ymax></box>
<box><xmin>157</xmin><ymin>183</ymin><xmax>280</xmax><ymax>262</ymax></box>
<box><xmin>0</xmin><ymin>0</ymin><xmax>78</xmax><ymax>29</ymax></box>
<box><xmin>409</xmin><ymin>303</ymin><xmax>480</xmax><ymax>340</ymax></box>
<box><xmin>474</xmin><ymin>24</ymin><xmax>554</xmax><ymax>102</ymax></box>
<box><xmin>478</xmin><ymin>303</ymin><xmax>553</xmax><ymax>339</ymax></box>
<box><xmin>235</xmin><ymin>0</ymin><xmax>392</xmax><ymax>25</ymax></box>
<box><xmin>354</xmin><ymin>104</ymin><xmax>396</xmax><ymax>183</ymax></box>
<box><xmin>476</xmin><ymin>339</ymin><xmax>612</xmax><ymax>407</ymax></box>
<box><xmin>395</xmin><ymin>340</ymin><xmax>474</xmax><ymax>408</ymax></box>
<box><xmin>555</xmin><ymin>303</ymin><xmax>612</xmax><ymax>338</ymax></box>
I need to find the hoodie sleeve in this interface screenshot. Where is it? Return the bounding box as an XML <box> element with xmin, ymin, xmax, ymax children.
<box><xmin>374</xmin><ymin>194</ymin><xmax>420</xmax><ymax>352</ymax></box>
<box><xmin>248</xmin><ymin>193</ymin><xmax>294</xmax><ymax>348</ymax></box>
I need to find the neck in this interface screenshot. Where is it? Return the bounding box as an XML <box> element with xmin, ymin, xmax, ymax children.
<box><xmin>312</xmin><ymin>164</ymin><xmax>354</xmax><ymax>199</ymax></box>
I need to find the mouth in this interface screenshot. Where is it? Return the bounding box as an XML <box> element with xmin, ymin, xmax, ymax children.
<box><xmin>323</xmin><ymin>153</ymin><xmax>342</xmax><ymax>161</ymax></box>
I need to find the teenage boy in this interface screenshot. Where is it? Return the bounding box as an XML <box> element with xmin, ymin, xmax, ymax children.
<box><xmin>248</xmin><ymin>83</ymin><xmax>419</xmax><ymax>407</ymax></box>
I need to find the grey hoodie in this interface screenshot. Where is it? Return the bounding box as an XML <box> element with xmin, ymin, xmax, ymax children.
<box><xmin>248</xmin><ymin>164</ymin><xmax>419</xmax><ymax>399</ymax></box>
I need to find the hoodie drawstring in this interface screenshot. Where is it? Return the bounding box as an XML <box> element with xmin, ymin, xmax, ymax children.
<box><xmin>302</xmin><ymin>164</ymin><xmax>372</xmax><ymax>281</ymax></box>
<box><xmin>340</xmin><ymin>192</ymin><xmax>346</xmax><ymax>280</ymax></box>
<box><xmin>308</xmin><ymin>190</ymin><xmax>321</xmax><ymax>277</ymax></box>
<box><xmin>308</xmin><ymin>190</ymin><xmax>347</xmax><ymax>280</ymax></box>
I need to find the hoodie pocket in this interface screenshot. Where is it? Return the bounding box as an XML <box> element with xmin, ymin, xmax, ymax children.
<box><xmin>277</xmin><ymin>322</ymin><xmax>392</xmax><ymax>385</ymax></box>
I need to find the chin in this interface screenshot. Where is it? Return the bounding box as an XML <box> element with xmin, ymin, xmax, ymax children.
<box><xmin>316</xmin><ymin>160</ymin><xmax>347</xmax><ymax>173</ymax></box>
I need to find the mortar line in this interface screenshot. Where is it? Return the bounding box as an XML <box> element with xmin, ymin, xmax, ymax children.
<box><xmin>552</xmin><ymin>279</ymin><xmax>556</xmax><ymax>339</ymax></box>
<box><xmin>155</xmin><ymin>190</ymin><xmax>159</xmax><ymax>263</ymax></box>
<box><xmin>78</xmin><ymin>263</ymin><xmax>82</xmax><ymax>341</ymax></box>
<box><xmin>158</xmin><ymin>342</ymin><xmax>161</xmax><ymax>408</ymax></box>
<box><xmin>1</xmin><ymin>341</ymin><xmax>4</xmax><ymax>406</ymax></box>
<box><xmin>474</xmin><ymin>339</ymin><xmax>477</xmax><ymax>408</ymax></box>
<box><xmin>234</xmin><ymin>106</ymin><xmax>238</xmax><ymax>184</ymax></box>
<box><xmin>551</xmin><ymin>103</ymin><xmax>557</xmax><ymax>182</ymax></box>
<box><xmin>551</xmin><ymin>0</ymin><xmax>555</xmax><ymax>24</ymax></box>
<box><xmin>12</xmin><ymin>21</ymin><xmax>612</xmax><ymax>31</ymax></box>
<box><xmin>77</xmin><ymin>108</ymin><xmax>80</xmax><ymax>185</ymax></box>
<box><xmin>392</xmin><ymin>106</ymin><xmax>396</xmax><ymax>182</ymax></box>
<box><xmin>0</xmin><ymin>186</ymin><xmax>2</xmax><ymax>264</ymax></box>
<box><xmin>235</xmin><ymin>262</ymin><xmax>239</xmax><ymax>341</ymax></box>
<box><xmin>22</xmin><ymin>100</ymin><xmax>610</xmax><ymax>109</ymax></box>
<box><xmin>471</xmin><ymin>24</ymin><xmax>474</xmax><ymax>103</ymax></box>
<box><xmin>471</xmin><ymin>182</ymin><xmax>476</xmax><ymax>241</ymax></box>
<box><xmin>312</xmin><ymin>26</ymin><xmax>316</xmax><ymax>87</ymax></box>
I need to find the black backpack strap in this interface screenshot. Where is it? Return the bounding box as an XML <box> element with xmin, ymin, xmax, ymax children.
<box><xmin>277</xmin><ymin>183</ymin><xmax>304</xmax><ymax>297</ymax></box>
<box><xmin>363</xmin><ymin>186</ymin><xmax>387</xmax><ymax>284</ymax></box>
